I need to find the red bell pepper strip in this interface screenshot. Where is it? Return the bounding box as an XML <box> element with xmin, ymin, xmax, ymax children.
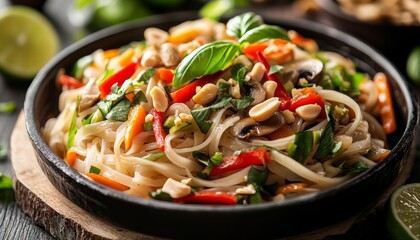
<box><xmin>152</xmin><ymin>109</ymin><xmax>166</xmax><ymax>151</ymax></box>
<box><xmin>170</xmin><ymin>71</ymin><xmax>222</xmax><ymax>103</ymax></box>
<box><xmin>157</xmin><ymin>68</ymin><xmax>174</xmax><ymax>83</ymax></box>
<box><xmin>210</xmin><ymin>148</ymin><xmax>270</xmax><ymax>176</ymax></box>
<box><xmin>243</xmin><ymin>39</ymin><xmax>289</xmax><ymax>60</ymax></box>
<box><xmin>59</xmin><ymin>74</ymin><xmax>84</xmax><ymax>89</ymax></box>
<box><xmin>98</xmin><ymin>61</ymin><xmax>138</xmax><ymax>98</ymax></box>
<box><xmin>175</xmin><ymin>191</ymin><xmax>237</xmax><ymax>205</ymax></box>
<box><xmin>256</xmin><ymin>51</ymin><xmax>291</xmax><ymax>110</ymax></box>
<box><xmin>289</xmin><ymin>93</ymin><xmax>326</xmax><ymax>118</ymax></box>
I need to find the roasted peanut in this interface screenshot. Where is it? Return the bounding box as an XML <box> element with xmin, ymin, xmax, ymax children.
<box><xmin>144</xmin><ymin>28</ymin><xmax>168</xmax><ymax>46</ymax></box>
<box><xmin>248</xmin><ymin>62</ymin><xmax>266</xmax><ymax>82</ymax></box>
<box><xmin>150</xmin><ymin>86</ymin><xmax>168</xmax><ymax>112</ymax></box>
<box><xmin>334</xmin><ymin>135</ymin><xmax>353</xmax><ymax>151</ymax></box>
<box><xmin>282</xmin><ymin>110</ymin><xmax>296</xmax><ymax>124</ymax></box>
<box><xmin>160</xmin><ymin>43</ymin><xmax>181</xmax><ymax>67</ymax></box>
<box><xmin>141</xmin><ymin>49</ymin><xmax>161</xmax><ymax>67</ymax></box>
<box><xmin>249</xmin><ymin>97</ymin><xmax>281</xmax><ymax>122</ymax></box>
<box><xmin>192</xmin><ymin>83</ymin><xmax>218</xmax><ymax>105</ymax></box>
<box><xmin>263</xmin><ymin>81</ymin><xmax>277</xmax><ymax>99</ymax></box>
<box><xmin>295</xmin><ymin>104</ymin><xmax>321</xmax><ymax>122</ymax></box>
<box><xmin>162</xmin><ymin>178</ymin><xmax>191</xmax><ymax>198</ymax></box>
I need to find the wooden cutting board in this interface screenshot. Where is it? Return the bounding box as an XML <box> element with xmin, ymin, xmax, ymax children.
<box><xmin>9</xmin><ymin>112</ymin><xmax>415</xmax><ymax>240</ymax></box>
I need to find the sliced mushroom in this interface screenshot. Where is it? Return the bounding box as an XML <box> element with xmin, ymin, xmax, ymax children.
<box><xmin>281</xmin><ymin>59</ymin><xmax>323</xmax><ymax>84</ymax></box>
<box><xmin>244</xmin><ymin>79</ymin><xmax>266</xmax><ymax>105</ymax></box>
<box><xmin>230</xmin><ymin>112</ymin><xmax>285</xmax><ymax>139</ymax></box>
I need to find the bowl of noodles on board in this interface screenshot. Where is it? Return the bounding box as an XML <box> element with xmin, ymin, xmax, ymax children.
<box><xmin>24</xmin><ymin>11</ymin><xmax>418</xmax><ymax>239</ymax></box>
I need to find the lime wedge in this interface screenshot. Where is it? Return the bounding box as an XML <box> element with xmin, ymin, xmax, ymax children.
<box><xmin>387</xmin><ymin>183</ymin><xmax>420</xmax><ymax>240</ymax></box>
<box><xmin>0</xmin><ymin>6</ymin><xmax>60</xmax><ymax>80</ymax></box>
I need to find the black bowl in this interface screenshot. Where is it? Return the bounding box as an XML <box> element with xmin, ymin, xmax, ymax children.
<box><xmin>24</xmin><ymin>11</ymin><xmax>418</xmax><ymax>239</ymax></box>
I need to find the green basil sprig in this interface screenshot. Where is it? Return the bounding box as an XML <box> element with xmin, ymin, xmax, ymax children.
<box><xmin>226</xmin><ymin>12</ymin><xmax>263</xmax><ymax>39</ymax></box>
<box><xmin>239</xmin><ymin>25</ymin><xmax>290</xmax><ymax>44</ymax></box>
<box><xmin>173</xmin><ymin>41</ymin><xmax>241</xmax><ymax>88</ymax></box>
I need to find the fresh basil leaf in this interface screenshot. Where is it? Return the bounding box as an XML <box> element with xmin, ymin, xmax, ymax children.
<box><xmin>314</xmin><ymin>105</ymin><xmax>337</xmax><ymax>160</ymax></box>
<box><xmin>89</xmin><ymin>165</ymin><xmax>101</xmax><ymax>174</ymax></box>
<box><xmin>173</xmin><ymin>41</ymin><xmax>241</xmax><ymax>88</ymax></box>
<box><xmin>0</xmin><ymin>101</ymin><xmax>16</xmax><ymax>113</ymax></box>
<box><xmin>0</xmin><ymin>174</ymin><xmax>13</xmax><ymax>190</ymax></box>
<box><xmin>150</xmin><ymin>190</ymin><xmax>173</xmax><ymax>202</ymax></box>
<box><xmin>247</xmin><ymin>166</ymin><xmax>268</xmax><ymax>192</ymax></box>
<box><xmin>216</xmin><ymin>81</ymin><xmax>231</xmax><ymax>102</ymax></box>
<box><xmin>106</xmin><ymin>98</ymin><xmax>130</xmax><ymax>122</ymax></box>
<box><xmin>290</xmin><ymin>131</ymin><xmax>313</xmax><ymax>163</ymax></box>
<box><xmin>143</xmin><ymin>152</ymin><xmax>165</xmax><ymax>161</ymax></box>
<box><xmin>239</xmin><ymin>24</ymin><xmax>290</xmax><ymax>44</ymax></box>
<box><xmin>226</xmin><ymin>12</ymin><xmax>263</xmax><ymax>39</ymax></box>
<box><xmin>131</xmin><ymin>91</ymin><xmax>147</xmax><ymax>105</ymax></box>
<box><xmin>193</xmin><ymin>151</ymin><xmax>210</xmax><ymax>166</ymax></box>
<box><xmin>133</xmin><ymin>68</ymin><xmax>156</xmax><ymax>83</ymax></box>
<box><xmin>191</xmin><ymin>98</ymin><xmax>231</xmax><ymax>133</ymax></box>
<box><xmin>230</xmin><ymin>96</ymin><xmax>254</xmax><ymax>110</ymax></box>
<box><xmin>269</xmin><ymin>65</ymin><xmax>283</xmax><ymax>75</ymax></box>
<box><xmin>67</xmin><ymin>96</ymin><xmax>80</xmax><ymax>150</ymax></box>
<box><xmin>231</xmin><ymin>64</ymin><xmax>247</xmax><ymax>87</ymax></box>
<box><xmin>82</xmin><ymin>113</ymin><xmax>94</xmax><ymax>126</ymax></box>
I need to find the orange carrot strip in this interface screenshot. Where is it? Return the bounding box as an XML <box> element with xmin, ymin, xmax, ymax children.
<box><xmin>125</xmin><ymin>105</ymin><xmax>146</xmax><ymax>150</ymax></box>
<box><xmin>301</xmin><ymin>87</ymin><xmax>316</xmax><ymax>95</ymax></box>
<box><xmin>118</xmin><ymin>48</ymin><xmax>135</xmax><ymax>67</ymax></box>
<box><xmin>65</xmin><ymin>150</ymin><xmax>78</xmax><ymax>167</ymax></box>
<box><xmin>168</xmin><ymin>28</ymin><xmax>201</xmax><ymax>44</ymax></box>
<box><xmin>103</xmin><ymin>49</ymin><xmax>119</xmax><ymax>59</ymax></box>
<box><xmin>86</xmin><ymin>173</ymin><xmax>130</xmax><ymax>191</ymax></box>
<box><xmin>276</xmin><ymin>183</ymin><xmax>307</xmax><ymax>195</ymax></box>
<box><xmin>373</xmin><ymin>73</ymin><xmax>397</xmax><ymax>134</ymax></box>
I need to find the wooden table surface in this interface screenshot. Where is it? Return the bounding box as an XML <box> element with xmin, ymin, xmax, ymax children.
<box><xmin>0</xmin><ymin>1</ymin><xmax>419</xmax><ymax>239</ymax></box>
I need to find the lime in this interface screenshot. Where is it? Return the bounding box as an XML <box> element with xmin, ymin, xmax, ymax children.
<box><xmin>0</xmin><ymin>6</ymin><xmax>60</xmax><ymax>80</ymax></box>
<box><xmin>407</xmin><ymin>45</ymin><xmax>420</xmax><ymax>85</ymax></box>
<box><xmin>387</xmin><ymin>183</ymin><xmax>420</xmax><ymax>240</ymax></box>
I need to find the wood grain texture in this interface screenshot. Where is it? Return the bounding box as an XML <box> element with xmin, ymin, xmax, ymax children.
<box><xmin>10</xmin><ymin>112</ymin><xmax>163</xmax><ymax>240</ymax></box>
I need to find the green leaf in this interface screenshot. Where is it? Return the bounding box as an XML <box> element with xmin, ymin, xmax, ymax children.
<box><xmin>89</xmin><ymin>165</ymin><xmax>101</xmax><ymax>174</ymax></box>
<box><xmin>97</xmin><ymin>100</ymin><xmax>113</xmax><ymax>119</ymax></box>
<box><xmin>247</xmin><ymin>166</ymin><xmax>268</xmax><ymax>192</ymax></box>
<box><xmin>133</xmin><ymin>68</ymin><xmax>156</xmax><ymax>83</ymax></box>
<box><xmin>143</xmin><ymin>152</ymin><xmax>165</xmax><ymax>161</ymax></box>
<box><xmin>106</xmin><ymin>98</ymin><xmax>130</xmax><ymax>121</ymax></box>
<box><xmin>193</xmin><ymin>151</ymin><xmax>211</xmax><ymax>166</ymax></box>
<box><xmin>0</xmin><ymin>101</ymin><xmax>16</xmax><ymax>113</ymax></box>
<box><xmin>173</xmin><ymin>41</ymin><xmax>241</xmax><ymax>88</ymax></box>
<box><xmin>230</xmin><ymin>96</ymin><xmax>254</xmax><ymax>110</ymax></box>
<box><xmin>230</xmin><ymin>64</ymin><xmax>247</xmax><ymax>87</ymax></box>
<box><xmin>226</xmin><ymin>12</ymin><xmax>263</xmax><ymax>39</ymax></box>
<box><xmin>248</xmin><ymin>192</ymin><xmax>264</xmax><ymax>204</ymax></box>
<box><xmin>191</xmin><ymin>98</ymin><xmax>231</xmax><ymax>133</ymax></box>
<box><xmin>0</xmin><ymin>174</ymin><xmax>13</xmax><ymax>190</ymax></box>
<box><xmin>82</xmin><ymin>113</ymin><xmax>94</xmax><ymax>126</ymax></box>
<box><xmin>314</xmin><ymin>105</ymin><xmax>337</xmax><ymax>160</ymax></box>
<box><xmin>216</xmin><ymin>81</ymin><xmax>231</xmax><ymax>101</ymax></box>
<box><xmin>131</xmin><ymin>91</ymin><xmax>147</xmax><ymax>105</ymax></box>
<box><xmin>269</xmin><ymin>65</ymin><xmax>283</xmax><ymax>75</ymax></box>
<box><xmin>67</xmin><ymin>96</ymin><xmax>80</xmax><ymax>150</ymax></box>
<box><xmin>149</xmin><ymin>190</ymin><xmax>173</xmax><ymax>202</ymax></box>
<box><xmin>290</xmin><ymin>131</ymin><xmax>314</xmax><ymax>163</ymax></box>
<box><xmin>143</xmin><ymin>121</ymin><xmax>153</xmax><ymax>131</ymax></box>
<box><xmin>239</xmin><ymin>25</ymin><xmax>290</xmax><ymax>44</ymax></box>
<box><xmin>0</xmin><ymin>145</ymin><xmax>7</xmax><ymax>161</ymax></box>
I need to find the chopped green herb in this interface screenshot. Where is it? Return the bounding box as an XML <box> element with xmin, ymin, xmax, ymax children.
<box><xmin>150</xmin><ymin>190</ymin><xmax>173</xmax><ymax>202</ymax></box>
<box><xmin>133</xmin><ymin>68</ymin><xmax>156</xmax><ymax>84</ymax></box>
<box><xmin>230</xmin><ymin>63</ymin><xmax>247</xmax><ymax>87</ymax></box>
<box><xmin>210</xmin><ymin>152</ymin><xmax>223</xmax><ymax>166</ymax></box>
<box><xmin>89</xmin><ymin>165</ymin><xmax>101</xmax><ymax>174</ymax></box>
<box><xmin>143</xmin><ymin>152</ymin><xmax>165</xmax><ymax>161</ymax></box>
<box><xmin>164</xmin><ymin>116</ymin><xmax>176</xmax><ymax>129</ymax></box>
<box><xmin>106</xmin><ymin>98</ymin><xmax>130</xmax><ymax>121</ymax></box>
<box><xmin>191</xmin><ymin>98</ymin><xmax>231</xmax><ymax>133</ymax></box>
<box><xmin>269</xmin><ymin>65</ymin><xmax>283</xmax><ymax>75</ymax></box>
<box><xmin>230</xmin><ymin>96</ymin><xmax>254</xmax><ymax>110</ymax></box>
<box><xmin>131</xmin><ymin>91</ymin><xmax>147</xmax><ymax>105</ymax></box>
<box><xmin>0</xmin><ymin>101</ymin><xmax>16</xmax><ymax>113</ymax></box>
<box><xmin>143</xmin><ymin>121</ymin><xmax>153</xmax><ymax>131</ymax></box>
<box><xmin>289</xmin><ymin>131</ymin><xmax>314</xmax><ymax>163</ymax></box>
<box><xmin>314</xmin><ymin>105</ymin><xmax>339</xmax><ymax>160</ymax></box>
<box><xmin>67</xmin><ymin>96</ymin><xmax>81</xmax><ymax>150</ymax></box>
